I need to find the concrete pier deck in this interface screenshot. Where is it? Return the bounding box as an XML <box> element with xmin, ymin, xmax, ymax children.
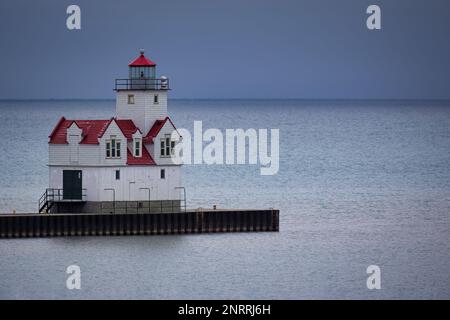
<box><xmin>0</xmin><ymin>209</ymin><xmax>279</xmax><ymax>238</ymax></box>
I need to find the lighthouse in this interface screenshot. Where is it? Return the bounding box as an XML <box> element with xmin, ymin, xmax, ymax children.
<box><xmin>41</xmin><ymin>50</ymin><xmax>182</xmax><ymax>214</ymax></box>
<box><xmin>115</xmin><ymin>49</ymin><xmax>169</xmax><ymax>134</ymax></box>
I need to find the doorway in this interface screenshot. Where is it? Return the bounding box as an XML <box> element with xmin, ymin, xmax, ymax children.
<box><xmin>63</xmin><ymin>170</ymin><xmax>82</xmax><ymax>200</ymax></box>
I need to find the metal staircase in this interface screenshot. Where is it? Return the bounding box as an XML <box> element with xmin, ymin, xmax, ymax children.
<box><xmin>38</xmin><ymin>189</ymin><xmax>55</xmax><ymax>213</ymax></box>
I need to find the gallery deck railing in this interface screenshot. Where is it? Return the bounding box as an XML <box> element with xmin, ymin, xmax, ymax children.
<box><xmin>100</xmin><ymin>200</ymin><xmax>185</xmax><ymax>214</ymax></box>
<box><xmin>101</xmin><ymin>186</ymin><xmax>186</xmax><ymax>214</ymax></box>
<box><xmin>114</xmin><ymin>78</ymin><xmax>170</xmax><ymax>91</ymax></box>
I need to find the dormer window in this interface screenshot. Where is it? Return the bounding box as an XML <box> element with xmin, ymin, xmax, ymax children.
<box><xmin>106</xmin><ymin>136</ymin><xmax>121</xmax><ymax>159</ymax></box>
<box><xmin>134</xmin><ymin>138</ymin><xmax>142</xmax><ymax>157</ymax></box>
<box><xmin>160</xmin><ymin>135</ymin><xmax>175</xmax><ymax>157</ymax></box>
<box><xmin>128</xmin><ymin>94</ymin><xmax>135</xmax><ymax>104</ymax></box>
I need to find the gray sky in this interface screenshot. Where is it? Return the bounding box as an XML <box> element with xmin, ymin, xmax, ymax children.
<box><xmin>0</xmin><ymin>0</ymin><xmax>449</xmax><ymax>99</ymax></box>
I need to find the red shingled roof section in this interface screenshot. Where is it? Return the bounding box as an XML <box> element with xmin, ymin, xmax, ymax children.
<box><xmin>143</xmin><ymin>117</ymin><xmax>179</xmax><ymax>144</ymax></box>
<box><xmin>115</xmin><ymin>119</ymin><xmax>140</xmax><ymax>140</ymax></box>
<box><xmin>78</xmin><ymin>120</ymin><xmax>112</xmax><ymax>144</ymax></box>
<box><xmin>143</xmin><ymin>119</ymin><xmax>165</xmax><ymax>144</ymax></box>
<box><xmin>49</xmin><ymin>118</ymin><xmax>116</xmax><ymax>145</ymax></box>
<box><xmin>126</xmin><ymin>147</ymin><xmax>156</xmax><ymax>165</ymax></box>
<box><xmin>49</xmin><ymin>117</ymin><xmax>176</xmax><ymax>146</ymax></box>
<box><xmin>48</xmin><ymin>117</ymin><xmax>69</xmax><ymax>144</ymax></box>
<box><xmin>128</xmin><ymin>53</ymin><xmax>156</xmax><ymax>67</ymax></box>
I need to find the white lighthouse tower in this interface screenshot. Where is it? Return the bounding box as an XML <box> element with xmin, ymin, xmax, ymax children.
<box><xmin>116</xmin><ymin>49</ymin><xmax>169</xmax><ymax>134</ymax></box>
<box><xmin>42</xmin><ymin>50</ymin><xmax>182</xmax><ymax>214</ymax></box>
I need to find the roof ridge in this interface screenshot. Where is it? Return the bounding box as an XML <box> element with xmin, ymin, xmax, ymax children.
<box><xmin>97</xmin><ymin>117</ymin><xmax>115</xmax><ymax>139</ymax></box>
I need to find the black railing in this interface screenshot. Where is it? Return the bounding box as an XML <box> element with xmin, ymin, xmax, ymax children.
<box><xmin>100</xmin><ymin>187</ymin><xmax>186</xmax><ymax>214</ymax></box>
<box><xmin>100</xmin><ymin>200</ymin><xmax>185</xmax><ymax>214</ymax></box>
<box><xmin>39</xmin><ymin>188</ymin><xmax>87</xmax><ymax>213</ymax></box>
<box><xmin>114</xmin><ymin>78</ymin><xmax>170</xmax><ymax>91</ymax></box>
<box><xmin>175</xmin><ymin>186</ymin><xmax>187</xmax><ymax>212</ymax></box>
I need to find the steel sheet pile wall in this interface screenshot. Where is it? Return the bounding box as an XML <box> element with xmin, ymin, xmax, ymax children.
<box><xmin>0</xmin><ymin>210</ymin><xmax>279</xmax><ymax>238</ymax></box>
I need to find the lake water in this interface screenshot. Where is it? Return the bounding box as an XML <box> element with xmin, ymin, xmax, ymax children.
<box><xmin>0</xmin><ymin>99</ymin><xmax>449</xmax><ymax>299</ymax></box>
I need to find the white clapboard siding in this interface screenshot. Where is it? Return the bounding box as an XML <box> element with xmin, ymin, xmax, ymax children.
<box><xmin>116</xmin><ymin>90</ymin><xmax>168</xmax><ymax>134</ymax></box>
<box><xmin>49</xmin><ymin>165</ymin><xmax>181</xmax><ymax>201</ymax></box>
<box><xmin>49</xmin><ymin>144</ymin><xmax>70</xmax><ymax>165</ymax></box>
<box><xmin>78</xmin><ymin>145</ymin><xmax>101</xmax><ymax>165</ymax></box>
<box><xmin>49</xmin><ymin>144</ymin><xmax>100</xmax><ymax>166</ymax></box>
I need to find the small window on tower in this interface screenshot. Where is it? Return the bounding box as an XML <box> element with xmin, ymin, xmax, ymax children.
<box><xmin>115</xmin><ymin>170</ymin><xmax>120</xmax><ymax>180</ymax></box>
<box><xmin>154</xmin><ymin>94</ymin><xmax>159</xmax><ymax>104</ymax></box>
<box><xmin>128</xmin><ymin>94</ymin><xmax>135</xmax><ymax>104</ymax></box>
<box><xmin>160</xmin><ymin>169</ymin><xmax>165</xmax><ymax>179</ymax></box>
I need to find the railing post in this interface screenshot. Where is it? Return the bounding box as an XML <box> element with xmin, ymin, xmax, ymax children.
<box><xmin>139</xmin><ymin>188</ymin><xmax>151</xmax><ymax>214</ymax></box>
<box><xmin>104</xmin><ymin>188</ymin><xmax>115</xmax><ymax>214</ymax></box>
<box><xmin>175</xmin><ymin>187</ymin><xmax>186</xmax><ymax>212</ymax></box>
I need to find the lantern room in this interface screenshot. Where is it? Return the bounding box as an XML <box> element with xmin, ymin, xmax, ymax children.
<box><xmin>128</xmin><ymin>49</ymin><xmax>156</xmax><ymax>79</ymax></box>
<box><xmin>115</xmin><ymin>49</ymin><xmax>169</xmax><ymax>91</ymax></box>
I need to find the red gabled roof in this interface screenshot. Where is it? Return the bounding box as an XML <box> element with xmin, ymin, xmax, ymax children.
<box><xmin>49</xmin><ymin>118</ymin><xmax>112</xmax><ymax>144</ymax></box>
<box><xmin>49</xmin><ymin>116</ymin><xmax>178</xmax><ymax>148</ymax></box>
<box><xmin>78</xmin><ymin>119</ymin><xmax>113</xmax><ymax>144</ymax></box>
<box><xmin>143</xmin><ymin>117</ymin><xmax>179</xmax><ymax>144</ymax></box>
<box><xmin>126</xmin><ymin>147</ymin><xmax>156</xmax><ymax>165</ymax></box>
<box><xmin>128</xmin><ymin>53</ymin><xmax>156</xmax><ymax>67</ymax></box>
<box><xmin>49</xmin><ymin>118</ymin><xmax>141</xmax><ymax>145</ymax></box>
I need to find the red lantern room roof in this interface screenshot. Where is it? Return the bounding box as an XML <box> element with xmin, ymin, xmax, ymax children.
<box><xmin>128</xmin><ymin>49</ymin><xmax>156</xmax><ymax>67</ymax></box>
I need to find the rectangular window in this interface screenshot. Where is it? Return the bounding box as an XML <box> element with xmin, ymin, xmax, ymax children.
<box><xmin>165</xmin><ymin>137</ymin><xmax>170</xmax><ymax>156</ymax></box>
<box><xmin>134</xmin><ymin>138</ymin><xmax>142</xmax><ymax>157</ymax></box>
<box><xmin>170</xmin><ymin>141</ymin><xmax>175</xmax><ymax>156</ymax></box>
<box><xmin>154</xmin><ymin>94</ymin><xmax>159</xmax><ymax>104</ymax></box>
<box><xmin>111</xmin><ymin>139</ymin><xmax>116</xmax><ymax>157</ymax></box>
<box><xmin>128</xmin><ymin>94</ymin><xmax>135</xmax><ymax>104</ymax></box>
<box><xmin>160</xmin><ymin>169</ymin><xmax>165</xmax><ymax>179</ymax></box>
<box><xmin>115</xmin><ymin>170</ymin><xmax>120</xmax><ymax>180</ymax></box>
<box><xmin>160</xmin><ymin>140</ymin><xmax>165</xmax><ymax>156</ymax></box>
<box><xmin>106</xmin><ymin>136</ymin><xmax>121</xmax><ymax>159</ymax></box>
<box><xmin>160</xmin><ymin>136</ymin><xmax>175</xmax><ymax>157</ymax></box>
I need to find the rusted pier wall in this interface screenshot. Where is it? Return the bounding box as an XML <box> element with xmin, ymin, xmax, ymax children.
<box><xmin>0</xmin><ymin>209</ymin><xmax>279</xmax><ymax>238</ymax></box>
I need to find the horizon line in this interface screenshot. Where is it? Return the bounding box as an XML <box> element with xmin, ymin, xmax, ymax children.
<box><xmin>2</xmin><ymin>98</ymin><xmax>450</xmax><ymax>102</ymax></box>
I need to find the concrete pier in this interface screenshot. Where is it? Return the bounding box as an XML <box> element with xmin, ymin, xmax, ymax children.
<box><xmin>0</xmin><ymin>209</ymin><xmax>279</xmax><ymax>238</ymax></box>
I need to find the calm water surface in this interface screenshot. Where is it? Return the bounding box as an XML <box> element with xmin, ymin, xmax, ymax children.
<box><xmin>0</xmin><ymin>100</ymin><xmax>449</xmax><ymax>299</ymax></box>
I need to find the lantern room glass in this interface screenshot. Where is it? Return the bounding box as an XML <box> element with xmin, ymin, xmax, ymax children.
<box><xmin>129</xmin><ymin>66</ymin><xmax>155</xmax><ymax>79</ymax></box>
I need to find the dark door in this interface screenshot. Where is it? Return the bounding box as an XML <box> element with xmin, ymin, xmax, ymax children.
<box><xmin>63</xmin><ymin>170</ymin><xmax>82</xmax><ymax>200</ymax></box>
